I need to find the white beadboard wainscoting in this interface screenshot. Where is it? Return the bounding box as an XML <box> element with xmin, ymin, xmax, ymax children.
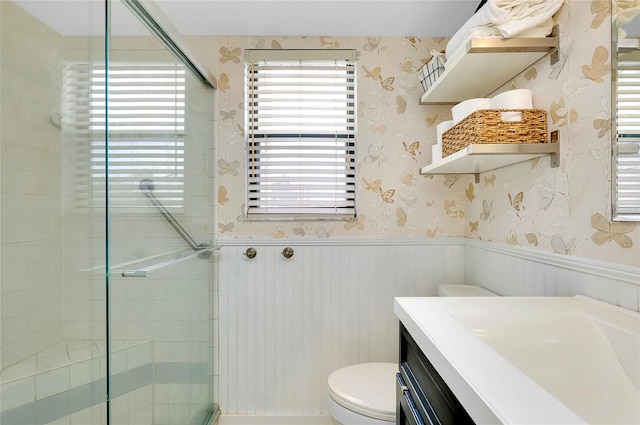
<box><xmin>464</xmin><ymin>240</ymin><xmax>640</xmax><ymax>312</ymax></box>
<box><xmin>215</xmin><ymin>238</ymin><xmax>639</xmax><ymax>423</ymax></box>
<box><xmin>216</xmin><ymin>239</ymin><xmax>465</xmax><ymax>419</ymax></box>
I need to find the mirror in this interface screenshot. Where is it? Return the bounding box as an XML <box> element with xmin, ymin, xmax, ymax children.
<box><xmin>612</xmin><ymin>2</ymin><xmax>640</xmax><ymax>220</ymax></box>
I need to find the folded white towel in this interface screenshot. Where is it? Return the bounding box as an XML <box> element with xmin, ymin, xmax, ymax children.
<box><xmin>446</xmin><ymin>1</ymin><xmax>508</xmax><ymax>58</ymax></box>
<box><xmin>495</xmin><ymin>0</ymin><xmax>563</xmax><ymax>37</ymax></box>
<box><xmin>509</xmin><ymin>17</ymin><xmax>555</xmax><ymax>37</ymax></box>
<box><xmin>445</xmin><ymin>0</ymin><xmax>563</xmax><ymax>60</ymax></box>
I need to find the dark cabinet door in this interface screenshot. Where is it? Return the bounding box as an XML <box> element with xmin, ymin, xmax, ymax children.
<box><xmin>397</xmin><ymin>323</ymin><xmax>475</xmax><ymax>425</ymax></box>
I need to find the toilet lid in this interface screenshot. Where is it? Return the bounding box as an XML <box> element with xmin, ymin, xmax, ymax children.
<box><xmin>328</xmin><ymin>362</ymin><xmax>397</xmax><ymax>422</ymax></box>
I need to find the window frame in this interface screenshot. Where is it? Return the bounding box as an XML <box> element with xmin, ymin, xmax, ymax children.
<box><xmin>243</xmin><ymin>49</ymin><xmax>358</xmax><ymax>220</ymax></box>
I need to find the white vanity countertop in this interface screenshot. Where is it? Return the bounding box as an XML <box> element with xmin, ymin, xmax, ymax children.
<box><xmin>394</xmin><ymin>296</ymin><xmax>640</xmax><ymax>425</ymax></box>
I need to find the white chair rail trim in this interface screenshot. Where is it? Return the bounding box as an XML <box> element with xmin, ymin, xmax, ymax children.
<box><xmin>464</xmin><ymin>239</ymin><xmax>640</xmax><ymax>286</ymax></box>
<box><xmin>215</xmin><ymin>237</ymin><xmax>465</xmax><ymax>247</ymax></box>
<box><xmin>216</xmin><ymin>237</ymin><xmax>639</xmax><ymax>286</ymax></box>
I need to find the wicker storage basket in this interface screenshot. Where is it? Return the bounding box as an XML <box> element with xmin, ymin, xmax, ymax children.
<box><xmin>442</xmin><ymin>109</ymin><xmax>547</xmax><ymax>158</ymax></box>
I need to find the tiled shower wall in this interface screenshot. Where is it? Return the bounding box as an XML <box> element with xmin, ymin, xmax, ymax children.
<box><xmin>0</xmin><ymin>0</ymin><xmax>64</xmax><ymax>368</ymax></box>
<box><xmin>0</xmin><ymin>340</ymin><xmax>153</xmax><ymax>425</ymax></box>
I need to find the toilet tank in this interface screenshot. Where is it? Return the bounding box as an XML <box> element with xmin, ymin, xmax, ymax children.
<box><xmin>438</xmin><ymin>284</ymin><xmax>498</xmax><ymax>297</ymax></box>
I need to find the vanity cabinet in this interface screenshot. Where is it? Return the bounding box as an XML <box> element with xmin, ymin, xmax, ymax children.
<box><xmin>396</xmin><ymin>324</ymin><xmax>474</xmax><ymax>425</ymax></box>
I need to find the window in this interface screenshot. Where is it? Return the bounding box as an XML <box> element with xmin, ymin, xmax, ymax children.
<box><xmin>614</xmin><ymin>50</ymin><xmax>640</xmax><ymax>217</ymax></box>
<box><xmin>244</xmin><ymin>49</ymin><xmax>357</xmax><ymax>219</ymax></box>
<box><xmin>64</xmin><ymin>63</ymin><xmax>186</xmax><ymax>211</ymax></box>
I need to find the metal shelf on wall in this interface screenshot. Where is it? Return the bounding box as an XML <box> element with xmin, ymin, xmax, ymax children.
<box><xmin>420</xmin><ymin>139</ymin><xmax>559</xmax><ymax>183</ymax></box>
<box><xmin>420</xmin><ymin>28</ymin><xmax>559</xmax><ymax>105</ymax></box>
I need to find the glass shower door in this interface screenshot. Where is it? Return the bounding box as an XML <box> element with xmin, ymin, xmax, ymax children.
<box><xmin>105</xmin><ymin>1</ymin><xmax>215</xmax><ymax>424</ymax></box>
<box><xmin>0</xmin><ymin>1</ymin><xmax>214</xmax><ymax>423</ymax></box>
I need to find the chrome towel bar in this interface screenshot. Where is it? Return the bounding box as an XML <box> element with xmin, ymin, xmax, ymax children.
<box><xmin>121</xmin><ymin>246</ymin><xmax>215</xmax><ymax>277</ymax></box>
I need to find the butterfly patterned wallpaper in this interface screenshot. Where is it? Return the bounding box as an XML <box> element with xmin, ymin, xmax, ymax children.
<box><xmin>214</xmin><ymin>35</ymin><xmax>466</xmax><ymax>240</ymax></box>
<box><xmin>212</xmin><ymin>0</ymin><xmax>639</xmax><ymax>268</ymax></box>
<box><xmin>463</xmin><ymin>0</ymin><xmax>638</xmax><ymax>268</ymax></box>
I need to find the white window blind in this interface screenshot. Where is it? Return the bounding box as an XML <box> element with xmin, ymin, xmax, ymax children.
<box><xmin>615</xmin><ymin>55</ymin><xmax>640</xmax><ymax>215</ymax></box>
<box><xmin>64</xmin><ymin>63</ymin><xmax>186</xmax><ymax>211</ymax></box>
<box><xmin>245</xmin><ymin>49</ymin><xmax>357</xmax><ymax>218</ymax></box>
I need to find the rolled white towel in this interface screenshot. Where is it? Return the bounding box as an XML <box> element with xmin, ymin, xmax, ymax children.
<box><xmin>432</xmin><ymin>144</ymin><xmax>443</xmax><ymax>164</ymax></box>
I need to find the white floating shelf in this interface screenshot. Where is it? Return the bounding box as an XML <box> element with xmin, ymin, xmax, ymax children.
<box><xmin>420</xmin><ymin>33</ymin><xmax>559</xmax><ymax>105</ymax></box>
<box><xmin>420</xmin><ymin>142</ymin><xmax>559</xmax><ymax>182</ymax></box>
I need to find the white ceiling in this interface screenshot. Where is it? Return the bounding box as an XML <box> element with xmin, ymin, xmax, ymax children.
<box><xmin>12</xmin><ymin>0</ymin><xmax>479</xmax><ymax>37</ymax></box>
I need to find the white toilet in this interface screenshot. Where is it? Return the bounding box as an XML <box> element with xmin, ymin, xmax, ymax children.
<box><xmin>327</xmin><ymin>362</ymin><xmax>396</xmax><ymax>425</ymax></box>
<box><xmin>327</xmin><ymin>284</ymin><xmax>498</xmax><ymax>425</ymax></box>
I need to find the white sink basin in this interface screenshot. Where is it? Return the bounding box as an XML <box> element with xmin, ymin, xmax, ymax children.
<box><xmin>454</xmin><ymin>308</ymin><xmax>640</xmax><ymax>424</ymax></box>
<box><xmin>394</xmin><ymin>295</ymin><xmax>640</xmax><ymax>424</ymax></box>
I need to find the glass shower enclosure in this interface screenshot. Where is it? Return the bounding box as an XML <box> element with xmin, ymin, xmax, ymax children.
<box><xmin>0</xmin><ymin>1</ymin><xmax>217</xmax><ymax>424</ymax></box>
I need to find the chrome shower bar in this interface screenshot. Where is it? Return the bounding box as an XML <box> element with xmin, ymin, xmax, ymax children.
<box><xmin>139</xmin><ymin>179</ymin><xmax>211</xmax><ymax>258</ymax></box>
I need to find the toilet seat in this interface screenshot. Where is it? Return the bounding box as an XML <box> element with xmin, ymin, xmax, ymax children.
<box><xmin>327</xmin><ymin>362</ymin><xmax>396</xmax><ymax>422</ymax></box>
